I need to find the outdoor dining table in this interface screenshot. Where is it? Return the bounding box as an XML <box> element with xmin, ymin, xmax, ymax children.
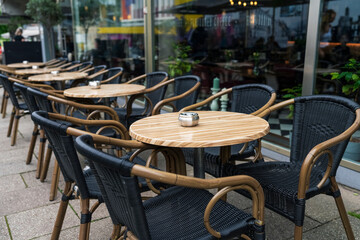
<box><xmin>28</xmin><ymin>71</ymin><xmax>88</xmax><ymax>89</ymax></box>
<box><xmin>15</xmin><ymin>67</ymin><xmax>62</xmax><ymax>76</ymax></box>
<box><xmin>63</xmin><ymin>83</ymin><xmax>146</xmax><ymax>106</ymax></box>
<box><xmin>129</xmin><ymin>111</ymin><xmax>270</xmax><ymax>178</ymax></box>
<box><xmin>7</xmin><ymin>62</ymin><xmax>45</xmax><ymax>69</ymax></box>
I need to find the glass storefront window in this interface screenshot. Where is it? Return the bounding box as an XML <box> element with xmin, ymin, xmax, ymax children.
<box><xmin>72</xmin><ymin>0</ymin><xmax>145</xmax><ymax>80</ymax></box>
<box><xmin>316</xmin><ymin>0</ymin><xmax>360</xmax><ymax>164</ymax></box>
<box><xmin>153</xmin><ymin>0</ymin><xmax>309</xmax><ymax>143</ymax></box>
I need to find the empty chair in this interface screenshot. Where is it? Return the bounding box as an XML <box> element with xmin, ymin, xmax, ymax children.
<box><xmin>75</xmin><ymin>134</ymin><xmax>266</xmax><ymax>239</ymax></box>
<box><xmin>115</xmin><ymin>71</ymin><xmax>168</xmax><ymax>128</ymax></box>
<box><xmin>152</xmin><ymin>75</ymin><xmax>201</xmax><ymax>115</ymax></box>
<box><xmin>181</xmin><ymin>84</ymin><xmax>276</xmax><ymax>177</ymax></box>
<box><xmin>32</xmin><ymin>110</ymin><xmax>182</xmax><ymax>240</ymax></box>
<box><xmin>223</xmin><ymin>95</ymin><xmax>360</xmax><ymax>239</ymax></box>
<box><xmin>0</xmin><ymin>74</ymin><xmax>29</xmax><ymax>146</ymax></box>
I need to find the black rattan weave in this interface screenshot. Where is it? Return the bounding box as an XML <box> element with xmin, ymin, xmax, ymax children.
<box><xmin>75</xmin><ymin>134</ymin><xmax>265</xmax><ymax>240</ymax></box>
<box><xmin>223</xmin><ymin>95</ymin><xmax>359</xmax><ymax>227</ymax></box>
<box><xmin>183</xmin><ymin>84</ymin><xmax>275</xmax><ymax>177</ymax></box>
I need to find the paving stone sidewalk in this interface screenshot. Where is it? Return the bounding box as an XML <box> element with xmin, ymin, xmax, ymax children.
<box><xmin>0</xmin><ymin>94</ymin><xmax>359</xmax><ymax>240</ymax></box>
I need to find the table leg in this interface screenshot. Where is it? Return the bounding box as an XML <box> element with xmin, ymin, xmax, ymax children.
<box><xmin>193</xmin><ymin>148</ymin><xmax>205</xmax><ymax>178</ymax></box>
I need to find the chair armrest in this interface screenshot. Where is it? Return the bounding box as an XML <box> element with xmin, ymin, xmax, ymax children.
<box><xmin>180</xmin><ymin>88</ymin><xmax>233</xmax><ymax>111</ymax></box>
<box><xmin>125</xmin><ymin>74</ymin><xmax>146</xmax><ymax>84</ymax></box>
<box><xmin>297</xmin><ymin>108</ymin><xmax>360</xmax><ymax>199</ymax></box>
<box><xmin>100</xmin><ymin>71</ymin><xmax>123</xmax><ymax>84</ymax></box>
<box><xmin>82</xmin><ymin>67</ymin><xmax>95</xmax><ymax>73</ymax></box>
<box><xmin>49</xmin><ymin>112</ymin><xmax>130</xmax><ymax>141</ymax></box>
<box><xmin>152</xmin><ymin>80</ymin><xmax>201</xmax><ymax>115</ymax></box>
<box><xmin>87</xmin><ymin>69</ymin><xmax>108</xmax><ymax>80</ymax></box>
<box><xmin>47</xmin><ymin>94</ymin><xmax>120</xmax><ymax>122</ymax></box>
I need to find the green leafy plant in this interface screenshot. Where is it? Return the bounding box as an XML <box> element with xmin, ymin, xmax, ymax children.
<box><xmin>25</xmin><ymin>0</ymin><xmax>63</xmax><ymax>58</ymax></box>
<box><xmin>329</xmin><ymin>58</ymin><xmax>360</xmax><ymax>102</ymax></box>
<box><xmin>168</xmin><ymin>42</ymin><xmax>199</xmax><ymax>78</ymax></box>
<box><xmin>281</xmin><ymin>84</ymin><xmax>302</xmax><ymax>118</ymax></box>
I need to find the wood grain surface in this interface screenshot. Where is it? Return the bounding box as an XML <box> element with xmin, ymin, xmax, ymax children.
<box><xmin>15</xmin><ymin>67</ymin><xmax>61</xmax><ymax>75</ymax></box>
<box><xmin>28</xmin><ymin>72</ymin><xmax>88</xmax><ymax>82</ymax></box>
<box><xmin>64</xmin><ymin>84</ymin><xmax>145</xmax><ymax>98</ymax></box>
<box><xmin>7</xmin><ymin>62</ymin><xmax>45</xmax><ymax>68</ymax></box>
<box><xmin>130</xmin><ymin>111</ymin><xmax>269</xmax><ymax>148</ymax></box>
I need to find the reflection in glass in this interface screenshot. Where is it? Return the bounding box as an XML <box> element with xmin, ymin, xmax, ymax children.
<box><xmin>72</xmin><ymin>0</ymin><xmax>145</xmax><ymax>80</ymax></box>
<box><xmin>154</xmin><ymin>0</ymin><xmax>309</xmax><ymax>101</ymax></box>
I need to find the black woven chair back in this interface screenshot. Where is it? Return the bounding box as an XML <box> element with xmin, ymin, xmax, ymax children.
<box><xmin>91</xmin><ymin>65</ymin><xmax>107</xmax><ymax>81</ymax></box>
<box><xmin>106</xmin><ymin>67</ymin><xmax>123</xmax><ymax>84</ymax></box>
<box><xmin>75</xmin><ymin>134</ymin><xmax>151</xmax><ymax>239</ymax></box>
<box><xmin>290</xmin><ymin>95</ymin><xmax>359</xmax><ymax>176</ymax></box>
<box><xmin>14</xmin><ymin>83</ymin><xmax>39</xmax><ymax>113</ymax></box>
<box><xmin>80</xmin><ymin>61</ymin><xmax>93</xmax><ymax>69</ymax></box>
<box><xmin>0</xmin><ymin>74</ymin><xmax>22</xmax><ymax>109</ymax></box>
<box><xmin>27</xmin><ymin>87</ymin><xmax>53</xmax><ymax>113</ymax></box>
<box><xmin>173</xmin><ymin>75</ymin><xmax>200</xmax><ymax>110</ymax></box>
<box><xmin>31</xmin><ymin>111</ymin><xmax>92</xmax><ymax>198</ymax></box>
<box><xmin>231</xmin><ymin>84</ymin><xmax>275</xmax><ymax>116</ymax></box>
<box><xmin>144</xmin><ymin>72</ymin><xmax>168</xmax><ymax>109</ymax></box>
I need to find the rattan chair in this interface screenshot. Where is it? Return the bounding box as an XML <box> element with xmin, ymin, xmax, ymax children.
<box><xmin>151</xmin><ymin>75</ymin><xmax>201</xmax><ymax>115</ymax></box>
<box><xmin>0</xmin><ymin>74</ymin><xmax>30</xmax><ymax>146</ymax></box>
<box><xmin>32</xmin><ymin>110</ymin><xmax>183</xmax><ymax>240</ymax></box>
<box><xmin>181</xmin><ymin>84</ymin><xmax>276</xmax><ymax>177</ymax></box>
<box><xmin>115</xmin><ymin>71</ymin><xmax>169</xmax><ymax>128</ymax></box>
<box><xmin>223</xmin><ymin>95</ymin><xmax>360</xmax><ymax>240</ymax></box>
<box><xmin>75</xmin><ymin>134</ymin><xmax>266</xmax><ymax>239</ymax></box>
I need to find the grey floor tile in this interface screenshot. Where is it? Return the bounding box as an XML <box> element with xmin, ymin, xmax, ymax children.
<box><xmin>6</xmin><ymin>203</ymin><xmax>80</xmax><ymax>240</ymax></box>
<box><xmin>305</xmin><ymin>185</ymin><xmax>360</xmax><ymax>223</ymax></box>
<box><xmin>34</xmin><ymin>217</ymin><xmax>114</xmax><ymax>240</ymax></box>
<box><xmin>0</xmin><ymin>185</ymin><xmax>59</xmax><ymax>216</ymax></box>
<box><xmin>302</xmin><ymin>212</ymin><xmax>360</xmax><ymax>240</ymax></box>
<box><xmin>0</xmin><ymin>217</ymin><xmax>11</xmax><ymax>240</ymax></box>
<box><xmin>0</xmin><ymin>174</ymin><xmax>26</xmax><ymax>193</ymax></box>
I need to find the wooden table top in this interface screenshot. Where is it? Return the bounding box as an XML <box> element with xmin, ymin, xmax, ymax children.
<box><xmin>7</xmin><ymin>62</ymin><xmax>45</xmax><ymax>68</ymax></box>
<box><xmin>28</xmin><ymin>72</ymin><xmax>88</xmax><ymax>82</ymax></box>
<box><xmin>64</xmin><ymin>84</ymin><xmax>145</xmax><ymax>98</ymax></box>
<box><xmin>15</xmin><ymin>67</ymin><xmax>62</xmax><ymax>75</ymax></box>
<box><xmin>130</xmin><ymin>111</ymin><xmax>269</xmax><ymax>148</ymax></box>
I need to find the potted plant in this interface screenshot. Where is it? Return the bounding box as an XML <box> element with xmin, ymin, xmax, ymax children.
<box><xmin>281</xmin><ymin>84</ymin><xmax>302</xmax><ymax>119</ymax></box>
<box><xmin>329</xmin><ymin>58</ymin><xmax>360</xmax><ymax>161</ymax></box>
<box><xmin>25</xmin><ymin>0</ymin><xmax>63</xmax><ymax>60</ymax></box>
<box><xmin>167</xmin><ymin>41</ymin><xmax>199</xmax><ymax>78</ymax></box>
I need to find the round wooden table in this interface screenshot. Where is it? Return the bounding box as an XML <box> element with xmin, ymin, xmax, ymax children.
<box><xmin>130</xmin><ymin>111</ymin><xmax>269</xmax><ymax>177</ymax></box>
<box><xmin>28</xmin><ymin>72</ymin><xmax>88</xmax><ymax>82</ymax></box>
<box><xmin>64</xmin><ymin>84</ymin><xmax>145</xmax><ymax>99</ymax></box>
<box><xmin>7</xmin><ymin>62</ymin><xmax>45</xmax><ymax>68</ymax></box>
<box><xmin>15</xmin><ymin>67</ymin><xmax>62</xmax><ymax>76</ymax></box>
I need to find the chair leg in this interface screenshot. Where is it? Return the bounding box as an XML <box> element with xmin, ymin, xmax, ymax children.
<box><xmin>36</xmin><ymin>129</ymin><xmax>47</xmax><ymax>179</ymax></box>
<box><xmin>40</xmin><ymin>145</ymin><xmax>53</xmax><ymax>182</ymax></box>
<box><xmin>2</xmin><ymin>92</ymin><xmax>8</xmax><ymax>118</ymax></box>
<box><xmin>51</xmin><ymin>181</ymin><xmax>72</xmax><ymax>240</ymax></box>
<box><xmin>79</xmin><ymin>198</ymin><xmax>91</xmax><ymax>240</ymax></box>
<box><xmin>331</xmin><ymin>177</ymin><xmax>355</xmax><ymax>240</ymax></box>
<box><xmin>110</xmin><ymin>224</ymin><xmax>122</xmax><ymax>240</ymax></box>
<box><xmin>7</xmin><ymin>106</ymin><xmax>15</xmax><ymax>137</ymax></box>
<box><xmin>294</xmin><ymin>225</ymin><xmax>303</xmax><ymax>240</ymax></box>
<box><xmin>11</xmin><ymin>109</ymin><xmax>20</xmax><ymax>146</ymax></box>
<box><xmin>1</xmin><ymin>90</ymin><xmax>6</xmax><ymax>116</ymax></box>
<box><xmin>49</xmin><ymin>159</ymin><xmax>60</xmax><ymax>201</ymax></box>
<box><xmin>26</xmin><ymin>124</ymin><xmax>39</xmax><ymax>164</ymax></box>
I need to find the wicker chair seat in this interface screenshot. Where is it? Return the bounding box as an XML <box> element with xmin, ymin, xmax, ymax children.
<box><xmin>223</xmin><ymin>161</ymin><xmax>328</xmax><ymax>222</ymax></box>
<box><xmin>144</xmin><ymin>186</ymin><xmax>254</xmax><ymax>239</ymax></box>
<box><xmin>115</xmin><ymin>107</ymin><xmax>146</xmax><ymax>128</ymax></box>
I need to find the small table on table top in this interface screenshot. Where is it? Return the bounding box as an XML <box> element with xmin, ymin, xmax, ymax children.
<box><xmin>7</xmin><ymin>62</ymin><xmax>45</xmax><ymax>69</ymax></box>
<box><xmin>130</xmin><ymin>111</ymin><xmax>270</xmax><ymax>178</ymax></box>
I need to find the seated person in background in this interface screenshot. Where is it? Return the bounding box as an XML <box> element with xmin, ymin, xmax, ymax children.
<box><xmin>13</xmin><ymin>27</ymin><xmax>24</xmax><ymax>42</ymax></box>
